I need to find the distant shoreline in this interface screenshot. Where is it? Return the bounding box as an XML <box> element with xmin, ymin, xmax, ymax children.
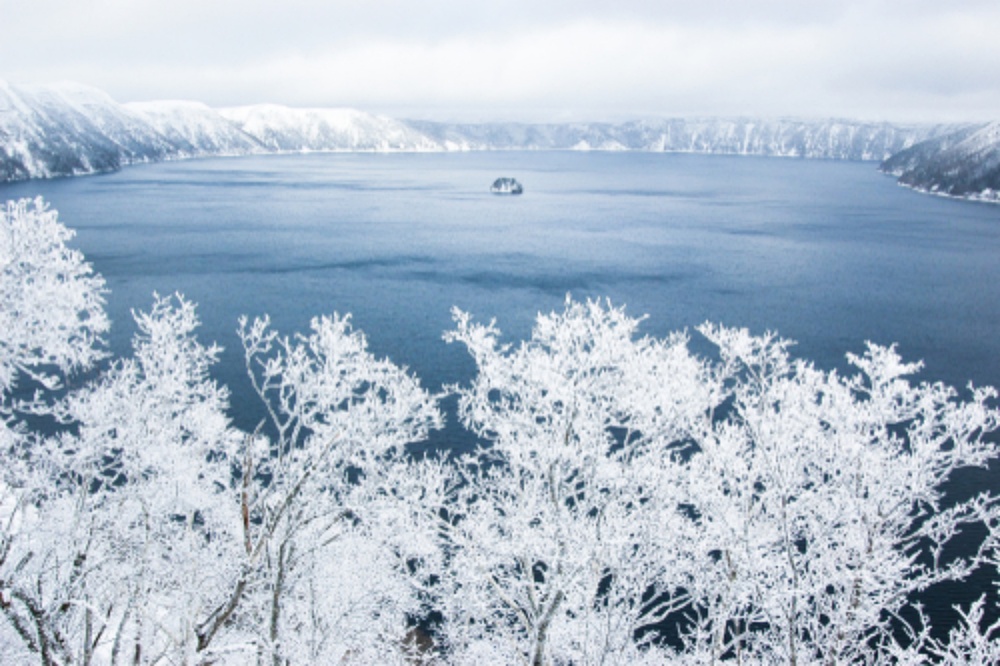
<box><xmin>2</xmin><ymin>80</ymin><xmax>996</xmax><ymax>203</ymax></box>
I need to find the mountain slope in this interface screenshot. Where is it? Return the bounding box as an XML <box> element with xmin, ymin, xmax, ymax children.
<box><xmin>219</xmin><ymin>105</ymin><xmax>440</xmax><ymax>152</ymax></box>
<box><xmin>0</xmin><ymin>80</ymin><xmax>175</xmax><ymax>180</ymax></box>
<box><xmin>880</xmin><ymin>122</ymin><xmax>1000</xmax><ymax>202</ymax></box>
<box><xmin>1</xmin><ymin>79</ymin><xmax>991</xmax><ymax>202</ymax></box>
<box><xmin>409</xmin><ymin>118</ymin><xmax>953</xmax><ymax>160</ymax></box>
<box><xmin>0</xmin><ymin>80</ymin><xmax>448</xmax><ymax>181</ymax></box>
<box><xmin>125</xmin><ymin>100</ymin><xmax>264</xmax><ymax>157</ymax></box>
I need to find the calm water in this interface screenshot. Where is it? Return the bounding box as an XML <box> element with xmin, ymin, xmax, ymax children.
<box><xmin>3</xmin><ymin>151</ymin><xmax>1000</xmax><ymax>444</ymax></box>
<box><xmin>4</xmin><ymin>150</ymin><xmax>1000</xmax><ymax>626</ymax></box>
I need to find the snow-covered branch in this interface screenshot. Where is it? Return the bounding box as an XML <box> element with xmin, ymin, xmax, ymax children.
<box><xmin>3</xmin><ymin>199</ymin><xmax>999</xmax><ymax>664</ymax></box>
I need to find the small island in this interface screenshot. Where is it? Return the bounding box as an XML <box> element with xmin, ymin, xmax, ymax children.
<box><xmin>490</xmin><ymin>177</ymin><xmax>523</xmax><ymax>195</ymax></box>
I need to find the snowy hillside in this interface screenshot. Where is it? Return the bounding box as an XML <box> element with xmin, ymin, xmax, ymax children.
<box><xmin>0</xmin><ymin>80</ymin><xmax>446</xmax><ymax>182</ymax></box>
<box><xmin>0</xmin><ymin>80</ymin><xmax>175</xmax><ymax>180</ymax></box>
<box><xmin>411</xmin><ymin>118</ymin><xmax>951</xmax><ymax>161</ymax></box>
<box><xmin>880</xmin><ymin>122</ymin><xmax>1000</xmax><ymax>202</ymax></box>
<box><xmin>0</xmin><ymin>80</ymin><xmax>984</xmax><ymax>192</ymax></box>
<box><xmin>125</xmin><ymin>100</ymin><xmax>263</xmax><ymax>157</ymax></box>
<box><xmin>219</xmin><ymin>105</ymin><xmax>440</xmax><ymax>152</ymax></box>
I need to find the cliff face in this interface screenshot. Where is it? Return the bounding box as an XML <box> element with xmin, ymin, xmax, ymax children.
<box><xmin>880</xmin><ymin>122</ymin><xmax>1000</xmax><ymax>202</ymax></box>
<box><xmin>0</xmin><ymin>80</ymin><xmax>174</xmax><ymax>180</ymax></box>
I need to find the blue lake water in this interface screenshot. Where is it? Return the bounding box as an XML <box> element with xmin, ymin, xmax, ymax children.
<box><xmin>4</xmin><ymin>150</ymin><xmax>1000</xmax><ymax>626</ymax></box>
<box><xmin>3</xmin><ymin>151</ymin><xmax>1000</xmax><ymax>448</ymax></box>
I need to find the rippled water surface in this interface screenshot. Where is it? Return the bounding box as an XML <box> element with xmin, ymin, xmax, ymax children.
<box><xmin>6</xmin><ymin>150</ymin><xmax>1000</xmax><ymax>623</ymax></box>
<box><xmin>4</xmin><ymin>151</ymin><xmax>1000</xmax><ymax>445</ymax></box>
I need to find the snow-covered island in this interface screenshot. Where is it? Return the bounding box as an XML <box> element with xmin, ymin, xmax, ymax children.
<box><xmin>490</xmin><ymin>177</ymin><xmax>523</xmax><ymax>195</ymax></box>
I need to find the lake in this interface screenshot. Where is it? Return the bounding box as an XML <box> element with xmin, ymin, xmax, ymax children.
<box><xmin>4</xmin><ymin>149</ymin><xmax>1000</xmax><ymax>628</ymax></box>
<box><xmin>2</xmin><ymin>151</ymin><xmax>999</xmax><ymax>451</ymax></box>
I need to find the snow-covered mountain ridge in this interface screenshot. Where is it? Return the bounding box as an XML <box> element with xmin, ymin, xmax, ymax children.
<box><xmin>0</xmin><ymin>81</ymin><xmax>426</xmax><ymax>181</ymax></box>
<box><xmin>879</xmin><ymin>122</ymin><xmax>1000</xmax><ymax>203</ymax></box>
<box><xmin>124</xmin><ymin>100</ymin><xmax>264</xmax><ymax>158</ymax></box>
<box><xmin>217</xmin><ymin>105</ymin><xmax>440</xmax><ymax>152</ymax></box>
<box><xmin>2</xmin><ymin>80</ymin><xmax>994</xmax><ymax>203</ymax></box>
<box><xmin>0</xmin><ymin>80</ymin><xmax>175</xmax><ymax>180</ymax></box>
<box><xmin>407</xmin><ymin>117</ymin><xmax>955</xmax><ymax>161</ymax></box>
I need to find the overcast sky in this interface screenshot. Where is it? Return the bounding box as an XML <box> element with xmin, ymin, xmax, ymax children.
<box><xmin>2</xmin><ymin>0</ymin><xmax>998</xmax><ymax>123</ymax></box>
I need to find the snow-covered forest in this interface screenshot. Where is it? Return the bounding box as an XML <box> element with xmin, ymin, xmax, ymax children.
<box><xmin>3</xmin><ymin>197</ymin><xmax>1000</xmax><ymax>664</ymax></box>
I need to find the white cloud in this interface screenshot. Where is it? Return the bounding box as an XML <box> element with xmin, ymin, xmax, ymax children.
<box><xmin>1</xmin><ymin>0</ymin><xmax>998</xmax><ymax>121</ymax></box>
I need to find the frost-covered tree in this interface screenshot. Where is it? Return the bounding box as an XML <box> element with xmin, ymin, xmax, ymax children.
<box><xmin>926</xmin><ymin>515</ymin><xmax>1000</xmax><ymax>664</ymax></box>
<box><xmin>232</xmin><ymin>314</ymin><xmax>444</xmax><ymax>664</ymax></box>
<box><xmin>439</xmin><ymin>299</ymin><xmax>719</xmax><ymax>665</ymax></box>
<box><xmin>677</xmin><ymin>324</ymin><xmax>1000</xmax><ymax>663</ymax></box>
<box><xmin>1</xmin><ymin>197</ymin><xmax>446</xmax><ymax>665</ymax></box>
<box><xmin>0</xmin><ymin>197</ymin><xmax>108</xmax><ymax>395</ymax></box>
<box><xmin>2</xmin><ymin>292</ymin><xmax>240</xmax><ymax>665</ymax></box>
<box><xmin>55</xmin><ymin>294</ymin><xmax>242</xmax><ymax>662</ymax></box>
<box><xmin>438</xmin><ymin>299</ymin><xmax>1000</xmax><ymax>665</ymax></box>
<box><xmin>1</xmin><ymin>197</ymin><xmax>108</xmax><ymax>665</ymax></box>
<box><xmin>4</xmin><ymin>197</ymin><xmax>1000</xmax><ymax>664</ymax></box>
